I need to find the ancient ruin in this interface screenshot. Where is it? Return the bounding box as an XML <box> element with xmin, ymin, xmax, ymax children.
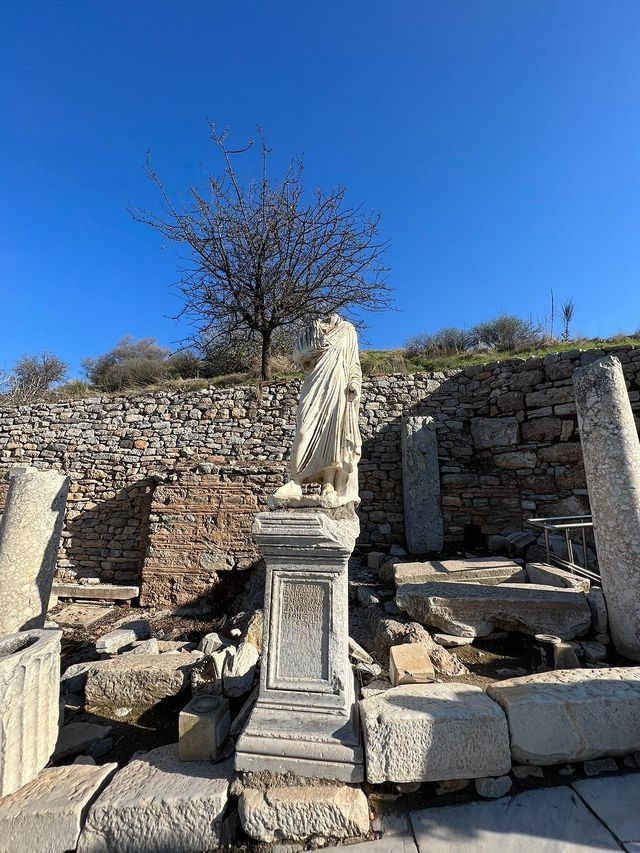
<box><xmin>1</xmin><ymin>340</ymin><xmax>640</xmax><ymax>851</ymax></box>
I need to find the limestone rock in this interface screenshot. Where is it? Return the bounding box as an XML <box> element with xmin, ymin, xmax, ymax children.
<box><xmin>0</xmin><ymin>629</ymin><xmax>61</xmax><ymax>797</ymax></box>
<box><xmin>389</xmin><ymin>643</ymin><xmax>435</xmax><ymax>686</ymax></box>
<box><xmin>84</xmin><ymin>652</ymin><xmax>198</xmax><ymax>710</ymax></box>
<box><xmin>0</xmin><ymin>465</ymin><xmax>70</xmax><ymax>635</ymax></box>
<box><xmin>61</xmin><ymin>660</ymin><xmax>98</xmax><ymax>695</ymax></box>
<box><xmin>396</xmin><ymin>581</ymin><xmax>591</xmax><ymax>639</ymax></box>
<box><xmin>475</xmin><ymin>775</ymin><xmax>512</xmax><ymax>799</ymax></box>
<box><xmin>395</xmin><ymin>557</ymin><xmax>525</xmax><ymax>587</ymax></box>
<box><xmin>238</xmin><ymin>785</ymin><xmax>369</xmax><ymax>843</ymax></box>
<box><xmin>0</xmin><ymin>762</ymin><xmax>117</xmax><ymax>853</ymax></box>
<box><xmin>179</xmin><ymin>695</ymin><xmax>230</xmax><ymax>761</ymax></box>
<box><xmin>198</xmin><ymin>632</ymin><xmax>234</xmax><ymax>655</ymax></box>
<box><xmin>525</xmin><ymin>562</ymin><xmax>590</xmax><ymax>593</ymax></box>
<box><xmin>125</xmin><ymin>638</ymin><xmax>159</xmax><ymax>655</ymax></box>
<box><xmin>95</xmin><ymin>620</ymin><xmax>151</xmax><ymax>654</ymax></box>
<box><xmin>486</xmin><ymin>666</ymin><xmax>640</xmax><ymax>764</ymax></box>
<box><xmin>471</xmin><ymin>417</ymin><xmax>519</xmax><ymax>449</ymax></box>
<box><xmin>359</xmin><ymin>683</ymin><xmax>511</xmax><ymax>783</ymax></box>
<box><xmin>53</xmin><ymin>721</ymin><xmax>113</xmax><ymax>761</ymax></box>
<box><xmin>223</xmin><ymin>641</ymin><xmax>258</xmax><ymax>696</ymax></box>
<box><xmin>77</xmin><ymin>745</ymin><xmax>233</xmax><ymax>853</ymax></box>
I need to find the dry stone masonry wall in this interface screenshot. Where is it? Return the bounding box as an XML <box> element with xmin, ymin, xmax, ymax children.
<box><xmin>0</xmin><ymin>344</ymin><xmax>638</xmax><ymax>587</ymax></box>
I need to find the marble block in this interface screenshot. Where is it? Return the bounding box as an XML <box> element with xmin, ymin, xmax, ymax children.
<box><xmin>179</xmin><ymin>694</ymin><xmax>230</xmax><ymax>761</ymax></box>
<box><xmin>401</xmin><ymin>416</ymin><xmax>443</xmax><ymax>554</ymax></box>
<box><xmin>0</xmin><ymin>465</ymin><xmax>70</xmax><ymax>635</ymax></box>
<box><xmin>0</xmin><ymin>628</ymin><xmax>61</xmax><ymax>797</ymax></box>
<box><xmin>235</xmin><ymin>505</ymin><xmax>364</xmax><ymax>782</ymax></box>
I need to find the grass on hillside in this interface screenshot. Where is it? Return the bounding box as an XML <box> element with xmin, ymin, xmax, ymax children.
<box><xmin>5</xmin><ymin>335</ymin><xmax>639</xmax><ymax>405</ymax></box>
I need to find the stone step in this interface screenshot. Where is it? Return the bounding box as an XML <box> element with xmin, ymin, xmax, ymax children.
<box><xmin>486</xmin><ymin>666</ymin><xmax>640</xmax><ymax>765</ymax></box>
<box><xmin>396</xmin><ymin>581</ymin><xmax>591</xmax><ymax>639</ymax></box>
<box><xmin>359</xmin><ymin>683</ymin><xmax>511</xmax><ymax>784</ymax></box>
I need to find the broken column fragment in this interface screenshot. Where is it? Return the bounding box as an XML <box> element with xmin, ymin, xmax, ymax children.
<box><xmin>0</xmin><ymin>629</ymin><xmax>62</xmax><ymax>797</ymax></box>
<box><xmin>0</xmin><ymin>464</ymin><xmax>70</xmax><ymax>635</ymax></box>
<box><xmin>573</xmin><ymin>355</ymin><xmax>640</xmax><ymax>660</ymax></box>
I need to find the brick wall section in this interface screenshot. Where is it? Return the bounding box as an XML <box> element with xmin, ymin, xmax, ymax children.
<box><xmin>0</xmin><ymin>344</ymin><xmax>638</xmax><ymax>586</ymax></box>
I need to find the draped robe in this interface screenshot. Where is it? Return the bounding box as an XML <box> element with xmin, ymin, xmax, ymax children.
<box><xmin>289</xmin><ymin>316</ymin><xmax>362</xmax><ymax>504</ymax></box>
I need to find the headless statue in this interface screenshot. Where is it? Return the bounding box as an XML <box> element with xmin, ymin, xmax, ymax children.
<box><xmin>273</xmin><ymin>314</ymin><xmax>362</xmax><ymax>506</ymax></box>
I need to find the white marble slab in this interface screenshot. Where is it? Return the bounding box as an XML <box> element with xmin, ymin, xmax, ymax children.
<box><xmin>573</xmin><ymin>775</ymin><xmax>640</xmax><ymax>850</ymax></box>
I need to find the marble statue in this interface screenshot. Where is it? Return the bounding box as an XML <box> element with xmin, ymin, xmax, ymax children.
<box><xmin>273</xmin><ymin>314</ymin><xmax>362</xmax><ymax>505</ymax></box>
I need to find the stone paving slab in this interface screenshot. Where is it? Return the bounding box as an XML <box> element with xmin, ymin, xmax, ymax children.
<box><xmin>573</xmin><ymin>775</ymin><xmax>640</xmax><ymax>850</ymax></box>
<box><xmin>55</xmin><ymin>603</ymin><xmax>113</xmax><ymax>627</ymax></box>
<box><xmin>323</xmin><ymin>834</ymin><xmax>418</xmax><ymax>852</ymax></box>
<box><xmin>410</xmin><ymin>786</ymin><xmax>620</xmax><ymax>852</ymax></box>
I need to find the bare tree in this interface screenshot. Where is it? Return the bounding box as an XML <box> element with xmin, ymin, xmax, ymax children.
<box><xmin>132</xmin><ymin>126</ymin><xmax>392</xmax><ymax>379</ymax></box>
<box><xmin>1</xmin><ymin>352</ymin><xmax>68</xmax><ymax>404</ymax></box>
<box><xmin>561</xmin><ymin>298</ymin><xmax>575</xmax><ymax>342</ymax></box>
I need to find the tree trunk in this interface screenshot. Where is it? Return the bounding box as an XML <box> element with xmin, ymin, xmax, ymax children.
<box><xmin>261</xmin><ymin>331</ymin><xmax>272</xmax><ymax>381</ymax></box>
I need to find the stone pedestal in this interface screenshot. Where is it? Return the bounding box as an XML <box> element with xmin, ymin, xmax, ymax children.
<box><xmin>402</xmin><ymin>415</ymin><xmax>443</xmax><ymax>554</ymax></box>
<box><xmin>0</xmin><ymin>629</ymin><xmax>62</xmax><ymax>797</ymax></box>
<box><xmin>573</xmin><ymin>355</ymin><xmax>640</xmax><ymax>660</ymax></box>
<box><xmin>0</xmin><ymin>465</ymin><xmax>70</xmax><ymax>635</ymax></box>
<box><xmin>235</xmin><ymin>505</ymin><xmax>364</xmax><ymax>782</ymax></box>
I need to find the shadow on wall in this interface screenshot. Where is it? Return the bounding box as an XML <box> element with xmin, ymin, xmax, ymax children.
<box><xmin>63</xmin><ymin>478</ymin><xmax>156</xmax><ymax>585</ymax></box>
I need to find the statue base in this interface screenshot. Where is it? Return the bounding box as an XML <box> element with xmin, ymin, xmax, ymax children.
<box><xmin>235</xmin><ymin>505</ymin><xmax>364</xmax><ymax>783</ymax></box>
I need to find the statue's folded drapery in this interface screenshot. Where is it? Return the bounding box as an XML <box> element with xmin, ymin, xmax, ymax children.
<box><xmin>289</xmin><ymin>315</ymin><xmax>362</xmax><ymax>503</ymax></box>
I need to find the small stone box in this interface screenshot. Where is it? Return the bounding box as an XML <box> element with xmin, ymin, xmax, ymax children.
<box><xmin>179</xmin><ymin>695</ymin><xmax>230</xmax><ymax>761</ymax></box>
<box><xmin>389</xmin><ymin>643</ymin><xmax>435</xmax><ymax>686</ymax></box>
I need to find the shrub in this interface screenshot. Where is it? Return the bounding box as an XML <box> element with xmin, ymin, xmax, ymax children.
<box><xmin>405</xmin><ymin>327</ymin><xmax>471</xmax><ymax>358</ymax></box>
<box><xmin>470</xmin><ymin>313</ymin><xmax>543</xmax><ymax>351</ymax></box>
<box><xmin>2</xmin><ymin>352</ymin><xmax>68</xmax><ymax>403</ymax></box>
<box><xmin>82</xmin><ymin>336</ymin><xmax>170</xmax><ymax>391</ymax></box>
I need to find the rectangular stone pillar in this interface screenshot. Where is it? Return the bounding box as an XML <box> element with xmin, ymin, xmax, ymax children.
<box><xmin>235</xmin><ymin>505</ymin><xmax>364</xmax><ymax>782</ymax></box>
<box><xmin>402</xmin><ymin>415</ymin><xmax>444</xmax><ymax>554</ymax></box>
<box><xmin>0</xmin><ymin>465</ymin><xmax>70</xmax><ymax>635</ymax></box>
<box><xmin>573</xmin><ymin>355</ymin><xmax>640</xmax><ymax>660</ymax></box>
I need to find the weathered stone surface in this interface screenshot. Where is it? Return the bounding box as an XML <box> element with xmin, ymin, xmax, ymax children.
<box><xmin>395</xmin><ymin>557</ymin><xmax>525</xmax><ymax>587</ymax></box>
<box><xmin>140</xmin><ymin>478</ymin><xmax>260</xmax><ymax>607</ymax></box>
<box><xmin>432</xmin><ymin>633</ymin><xmax>473</xmax><ymax>648</ymax></box>
<box><xmin>0</xmin><ymin>629</ymin><xmax>61</xmax><ymax>797</ymax></box>
<box><xmin>55</xmin><ymin>604</ymin><xmax>113</xmax><ymax>628</ymax></box>
<box><xmin>61</xmin><ymin>660</ymin><xmax>98</xmax><ymax>695</ymax></box>
<box><xmin>0</xmin><ymin>762</ymin><xmax>117</xmax><ymax>853</ymax></box>
<box><xmin>53</xmin><ymin>722</ymin><xmax>113</xmax><ymax>761</ymax></box>
<box><xmin>396</xmin><ymin>581</ymin><xmax>591</xmax><ymax>639</ymax></box>
<box><xmin>525</xmin><ymin>562</ymin><xmax>590</xmax><ymax>593</ymax></box>
<box><xmin>125</xmin><ymin>638</ymin><xmax>159</xmax><ymax>655</ymax></box>
<box><xmin>487</xmin><ymin>666</ymin><xmax>640</xmax><ymax>764</ymax></box>
<box><xmin>238</xmin><ymin>785</ymin><xmax>369</xmax><ymax>843</ymax></box>
<box><xmin>574</xmin><ymin>355</ymin><xmax>640</xmax><ymax>659</ymax></box>
<box><xmin>573</xmin><ymin>774</ymin><xmax>640</xmax><ymax>849</ymax></box>
<box><xmin>389</xmin><ymin>643</ymin><xmax>435</xmax><ymax>686</ymax></box>
<box><xmin>52</xmin><ymin>583</ymin><xmax>139</xmax><ymax>601</ymax></box>
<box><xmin>0</xmin><ymin>465</ymin><xmax>70</xmax><ymax>634</ymax></box>
<box><xmin>475</xmin><ymin>775</ymin><xmax>512</xmax><ymax>798</ymax></box>
<box><xmin>179</xmin><ymin>695</ymin><xmax>230</xmax><ymax>761</ymax></box>
<box><xmin>401</xmin><ymin>415</ymin><xmax>443</xmax><ymax>554</ymax></box>
<box><xmin>84</xmin><ymin>652</ymin><xmax>198</xmax><ymax>710</ymax></box>
<box><xmin>410</xmin><ymin>787</ymin><xmax>620</xmax><ymax>852</ymax></box>
<box><xmin>471</xmin><ymin>417</ymin><xmax>519</xmax><ymax>449</ymax></box>
<box><xmin>359</xmin><ymin>683</ymin><xmax>511</xmax><ymax>783</ymax></box>
<box><xmin>323</xmin><ymin>835</ymin><xmax>418</xmax><ymax>853</ymax></box>
<box><xmin>588</xmin><ymin>587</ymin><xmax>608</xmax><ymax>634</ymax></box>
<box><xmin>224</xmin><ymin>641</ymin><xmax>258</xmax><ymax>696</ymax></box>
<box><xmin>77</xmin><ymin>745</ymin><xmax>233</xmax><ymax>853</ymax></box>
<box><xmin>95</xmin><ymin>619</ymin><xmax>150</xmax><ymax>654</ymax></box>
<box><xmin>236</xmin><ymin>505</ymin><xmax>364</xmax><ymax>782</ymax></box>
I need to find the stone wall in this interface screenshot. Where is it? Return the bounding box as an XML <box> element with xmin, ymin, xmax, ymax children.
<box><xmin>0</xmin><ymin>344</ymin><xmax>638</xmax><ymax>589</ymax></box>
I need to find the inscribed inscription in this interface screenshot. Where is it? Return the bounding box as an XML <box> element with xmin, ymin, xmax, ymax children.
<box><xmin>277</xmin><ymin>580</ymin><xmax>329</xmax><ymax>682</ymax></box>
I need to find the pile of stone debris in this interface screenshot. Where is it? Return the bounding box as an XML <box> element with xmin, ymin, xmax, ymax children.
<box><xmin>3</xmin><ymin>539</ymin><xmax>640</xmax><ymax>853</ymax></box>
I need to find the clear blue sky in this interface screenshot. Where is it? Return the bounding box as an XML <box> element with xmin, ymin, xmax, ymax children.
<box><xmin>2</xmin><ymin>1</ymin><xmax>639</xmax><ymax>376</ymax></box>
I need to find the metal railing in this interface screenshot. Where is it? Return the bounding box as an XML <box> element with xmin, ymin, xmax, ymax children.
<box><xmin>526</xmin><ymin>514</ymin><xmax>600</xmax><ymax>582</ymax></box>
